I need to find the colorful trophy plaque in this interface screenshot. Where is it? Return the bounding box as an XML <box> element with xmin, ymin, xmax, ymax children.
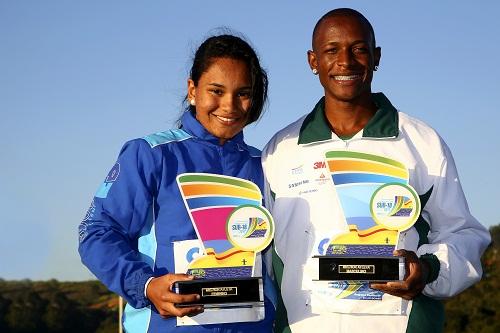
<box><xmin>314</xmin><ymin>151</ymin><xmax>421</xmax><ymax>282</ymax></box>
<box><xmin>174</xmin><ymin>173</ymin><xmax>274</xmax><ymax>308</ymax></box>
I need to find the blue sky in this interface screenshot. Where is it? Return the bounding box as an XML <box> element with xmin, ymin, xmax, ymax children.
<box><xmin>1</xmin><ymin>1</ymin><xmax>499</xmax><ymax>281</ymax></box>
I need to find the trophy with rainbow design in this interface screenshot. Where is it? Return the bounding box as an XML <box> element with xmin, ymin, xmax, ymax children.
<box><xmin>313</xmin><ymin>151</ymin><xmax>420</xmax><ymax>282</ymax></box>
<box><xmin>174</xmin><ymin>173</ymin><xmax>274</xmax><ymax>308</ymax></box>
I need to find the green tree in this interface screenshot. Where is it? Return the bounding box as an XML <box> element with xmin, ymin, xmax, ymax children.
<box><xmin>43</xmin><ymin>291</ymin><xmax>79</xmax><ymax>332</ymax></box>
<box><xmin>0</xmin><ymin>294</ymin><xmax>12</xmax><ymax>332</ymax></box>
<box><xmin>95</xmin><ymin>316</ymin><xmax>118</xmax><ymax>333</ymax></box>
<box><xmin>5</xmin><ymin>290</ymin><xmax>47</xmax><ymax>333</ymax></box>
<box><xmin>444</xmin><ymin>225</ymin><xmax>499</xmax><ymax>333</ymax></box>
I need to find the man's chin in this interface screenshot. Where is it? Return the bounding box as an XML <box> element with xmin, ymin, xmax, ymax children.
<box><xmin>327</xmin><ymin>89</ymin><xmax>371</xmax><ymax>104</ymax></box>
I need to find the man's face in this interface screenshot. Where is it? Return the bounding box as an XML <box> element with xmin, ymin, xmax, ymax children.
<box><xmin>308</xmin><ymin>15</ymin><xmax>381</xmax><ymax>103</ymax></box>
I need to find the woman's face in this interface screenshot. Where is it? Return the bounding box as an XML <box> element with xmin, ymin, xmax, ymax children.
<box><xmin>188</xmin><ymin>57</ymin><xmax>252</xmax><ymax>145</ymax></box>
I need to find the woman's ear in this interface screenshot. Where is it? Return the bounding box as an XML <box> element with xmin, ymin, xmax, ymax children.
<box><xmin>187</xmin><ymin>79</ymin><xmax>196</xmax><ymax>104</ymax></box>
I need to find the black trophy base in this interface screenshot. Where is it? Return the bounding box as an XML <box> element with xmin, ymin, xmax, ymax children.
<box><xmin>173</xmin><ymin>277</ymin><xmax>263</xmax><ymax>308</ymax></box>
<box><xmin>314</xmin><ymin>256</ymin><xmax>405</xmax><ymax>281</ymax></box>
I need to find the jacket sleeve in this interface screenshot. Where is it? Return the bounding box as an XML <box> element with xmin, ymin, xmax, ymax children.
<box><xmin>417</xmin><ymin>141</ymin><xmax>491</xmax><ymax>298</ymax></box>
<box><xmin>78</xmin><ymin>139</ymin><xmax>160</xmax><ymax>308</ymax></box>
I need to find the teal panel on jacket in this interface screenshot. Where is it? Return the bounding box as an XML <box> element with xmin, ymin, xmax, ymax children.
<box><xmin>143</xmin><ymin>129</ymin><xmax>192</xmax><ymax>148</ymax></box>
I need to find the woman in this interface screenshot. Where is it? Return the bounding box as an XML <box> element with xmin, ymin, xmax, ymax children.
<box><xmin>79</xmin><ymin>34</ymin><xmax>275</xmax><ymax>332</ymax></box>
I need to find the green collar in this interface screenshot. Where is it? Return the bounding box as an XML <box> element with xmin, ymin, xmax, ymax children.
<box><xmin>298</xmin><ymin>92</ymin><xmax>399</xmax><ymax>144</ymax></box>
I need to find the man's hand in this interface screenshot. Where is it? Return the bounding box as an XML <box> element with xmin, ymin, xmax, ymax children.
<box><xmin>370</xmin><ymin>249</ymin><xmax>429</xmax><ymax>300</ymax></box>
<box><xmin>146</xmin><ymin>273</ymin><xmax>204</xmax><ymax>318</ymax></box>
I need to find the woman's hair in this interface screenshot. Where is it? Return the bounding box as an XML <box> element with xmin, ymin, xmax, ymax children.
<box><xmin>185</xmin><ymin>34</ymin><xmax>268</xmax><ymax>125</ymax></box>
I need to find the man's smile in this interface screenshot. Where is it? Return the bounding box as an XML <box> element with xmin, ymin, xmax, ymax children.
<box><xmin>333</xmin><ymin>74</ymin><xmax>362</xmax><ymax>80</ymax></box>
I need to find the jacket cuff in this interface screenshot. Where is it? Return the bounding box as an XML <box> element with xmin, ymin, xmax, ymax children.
<box><xmin>126</xmin><ymin>270</ymin><xmax>154</xmax><ymax>308</ymax></box>
<box><xmin>419</xmin><ymin>253</ymin><xmax>440</xmax><ymax>284</ymax></box>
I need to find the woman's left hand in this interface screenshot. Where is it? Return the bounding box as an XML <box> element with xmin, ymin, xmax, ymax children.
<box><xmin>369</xmin><ymin>249</ymin><xmax>429</xmax><ymax>300</ymax></box>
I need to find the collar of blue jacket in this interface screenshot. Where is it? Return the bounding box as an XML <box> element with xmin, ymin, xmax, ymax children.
<box><xmin>180</xmin><ymin>110</ymin><xmax>257</xmax><ymax>154</ymax></box>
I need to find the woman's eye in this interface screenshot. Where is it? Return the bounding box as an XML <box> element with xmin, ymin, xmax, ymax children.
<box><xmin>210</xmin><ymin>89</ymin><xmax>223</xmax><ymax>95</ymax></box>
<box><xmin>238</xmin><ymin>91</ymin><xmax>251</xmax><ymax>98</ymax></box>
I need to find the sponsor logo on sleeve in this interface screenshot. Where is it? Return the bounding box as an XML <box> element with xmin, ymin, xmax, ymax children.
<box><xmin>79</xmin><ymin>200</ymin><xmax>96</xmax><ymax>242</ymax></box>
<box><xmin>95</xmin><ymin>163</ymin><xmax>120</xmax><ymax>198</ymax></box>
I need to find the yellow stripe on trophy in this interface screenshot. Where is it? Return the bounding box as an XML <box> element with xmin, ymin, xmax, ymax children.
<box><xmin>332</xmin><ymin>225</ymin><xmax>399</xmax><ymax>245</ymax></box>
<box><xmin>188</xmin><ymin>247</ymin><xmax>256</xmax><ymax>268</ymax></box>
<box><xmin>337</xmin><ymin>283</ymin><xmax>363</xmax><ymax>299</ymax></box>
<box><xmin>327</xmin><ymin>160</ymin><xmax>408</xmax><ymax>179</ymax></box>
<box><xmin>179</xmin><ymin>183</ymin><xmax>262</xmax><ymax>200</ymax></box>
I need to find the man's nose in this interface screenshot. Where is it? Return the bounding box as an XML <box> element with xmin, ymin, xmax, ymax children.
<box><xmin>336</xmin><ymin>48</ymin><xmax>355</xmax><ymax>68</ymax></box>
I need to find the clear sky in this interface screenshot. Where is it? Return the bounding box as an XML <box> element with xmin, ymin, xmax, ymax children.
<box><xmin>1</xmin><ymin>0</ymin><xmax>499</xmax><ymax>281</ymax></box>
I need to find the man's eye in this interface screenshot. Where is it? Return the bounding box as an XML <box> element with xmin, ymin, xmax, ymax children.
<box><xmin>353</xmin><ymin>47</ymin><xmax>368</xmax><ymax>54</ymax></box>
<box><xmin>326</xmin><ymin>48</ymin><xmax>337</xmax><ymax>54</ymax></box>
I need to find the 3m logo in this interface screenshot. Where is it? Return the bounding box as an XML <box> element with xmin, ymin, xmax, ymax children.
<box><xmin>313</xmin><ymin>161</ymin><xmax>326</xmax><ymax>169</ymax></box>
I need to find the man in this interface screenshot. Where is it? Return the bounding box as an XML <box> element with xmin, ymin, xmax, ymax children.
<box><xmin>262</xmin><ymin>8</ymin><xmax>490</xmax><ymax>333</ymax></box>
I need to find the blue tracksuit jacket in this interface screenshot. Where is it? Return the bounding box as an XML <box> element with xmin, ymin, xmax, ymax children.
<box><xmin>78</xmin><ymin>111</ymin><xmax>276</xmax><ymax>332</ymax></box>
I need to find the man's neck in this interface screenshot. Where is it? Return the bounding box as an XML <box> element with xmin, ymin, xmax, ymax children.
<box><xmin>324</xmin><ymin>93</ymin><xmax>377</xmax><ymax>137</ymax></box>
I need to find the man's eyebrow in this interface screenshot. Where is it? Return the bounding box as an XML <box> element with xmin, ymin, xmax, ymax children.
<box><xmin>352</xmin><ymin>40</ymin><xmax>371</xmax><ymax>44</ymax></box>
<box><xmin>322</xmin><ymin>40</ymin><xmax>369</xmax><ymax>45</ymax></box>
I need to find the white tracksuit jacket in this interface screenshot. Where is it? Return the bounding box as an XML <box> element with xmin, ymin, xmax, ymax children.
<box><xmin>262</xmin><ymin>93</ymin><xmax>490</xmax><ymax>333</ymax></box>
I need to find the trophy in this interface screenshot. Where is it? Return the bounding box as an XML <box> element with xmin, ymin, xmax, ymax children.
<box><xmin>312</xmin><ymin>151</ymin><xmax>420</xmax><ymax>285</ymax></box>
<box><xmin>174</xmin><ymin>173</ymin><xmax>274</xmax><ymax>309</ymax></box>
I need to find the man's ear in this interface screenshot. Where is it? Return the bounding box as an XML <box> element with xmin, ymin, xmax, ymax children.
<box><xmin>307</xmin><ymin>50</ymin><xmax>318</xmax><ymax>72</ymax></box>
<box><xmin>374</xmin><ymin>46</ymin><xmax>381</xmax><ymax>68</ymax></box>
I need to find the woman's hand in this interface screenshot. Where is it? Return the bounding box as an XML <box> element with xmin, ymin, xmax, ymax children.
<box><xmin>369</xmin><ymin>249</ymin><xmax>429</xmax><ymax>300</ymax></box>
<box><xmin>146</xmin><ymin>273</ymin><xmax>204</xmax><ymax>318</ymax></box>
